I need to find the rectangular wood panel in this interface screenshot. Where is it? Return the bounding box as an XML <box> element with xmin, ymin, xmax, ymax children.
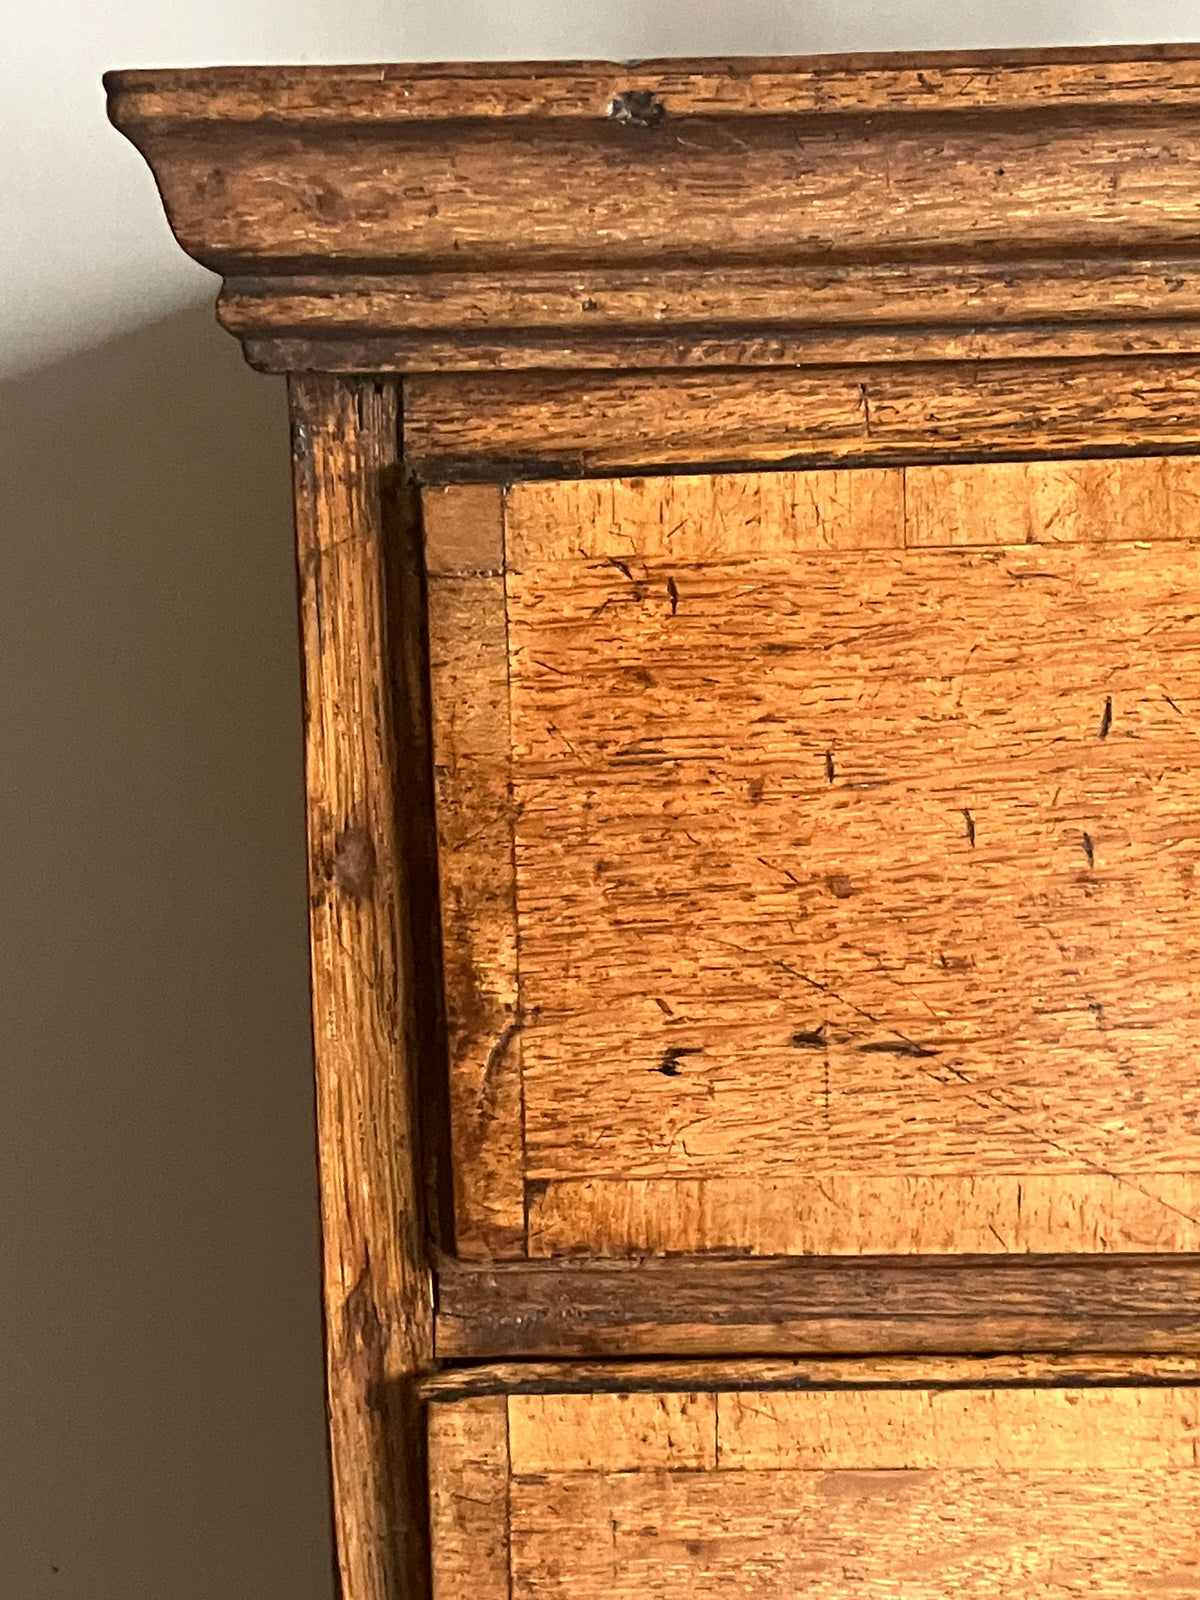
<box><xmin>428</xmin><ymin>458</ymin><xmax>1200</xmax><ymax>1258</ymax></box>
<box><xmin>429</xmin><ymin>1377</ymin><xmax>1200</xmax><ymax>1600</ymax></box>
<box><xmin>424</xmin><ymin>486</ymin><xmax>526</xmax><ymax>1255</ymax></box>
<box><xmin>403</xmin><ymin>359</ymin><xmax>1200</xmax><ymax>480</ymax></box>
<box><xmin>428</xmin><ymin>1396</ymin><xmax>509</xmax><ymax>1600</ymax></box>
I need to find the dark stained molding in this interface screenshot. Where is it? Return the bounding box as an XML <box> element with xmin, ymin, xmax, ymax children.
<box><xmin>435</xmin><ymin>1253</ymin><xmax>1200</xmax><ymax>1360</ymax></box>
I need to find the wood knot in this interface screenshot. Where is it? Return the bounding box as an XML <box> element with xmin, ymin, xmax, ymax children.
<box><xmin>607</xmin><ymin>89</ymin><xmax>666</xmax><ymax>128</ymax></box>
<box><xmin>332</xmin><ymin>827</ymin><xmax>376</xmax><ymax>899</ymax></box>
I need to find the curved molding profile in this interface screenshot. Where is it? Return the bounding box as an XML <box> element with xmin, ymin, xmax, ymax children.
<box><xmin>106</xmin><ymin>47</ymin><xmax>1200</xmax><ymax>374</ymax></box>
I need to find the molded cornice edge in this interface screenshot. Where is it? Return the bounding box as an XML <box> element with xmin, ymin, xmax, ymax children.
<box><xmin>106</xmin><ymin>48</ymin><xmax>1200</xmax><ymax>373</ymax></box>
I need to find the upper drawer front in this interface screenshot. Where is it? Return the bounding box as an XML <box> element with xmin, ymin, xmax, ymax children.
<box><xmin>428</xmin><ymin>1359</ymin><xmax>1200</xmax><ymax>1600</ymax></box>
<box><xmin>424</xmin><ymin>457</ymin><xmax>1200</xmax><ymax>1259</ymax></box>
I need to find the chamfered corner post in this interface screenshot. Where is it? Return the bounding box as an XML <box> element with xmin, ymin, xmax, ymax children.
<box><xmin>288</xmin><ymin>371</ymin><xmax>434</xmax><ymax>1600</ymax></box>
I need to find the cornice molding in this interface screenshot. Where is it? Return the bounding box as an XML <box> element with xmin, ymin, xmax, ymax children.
<box><xmin>106</xmin><ymin>48</ymin><xmax>1200</xmax><ymax>373</ymax></box>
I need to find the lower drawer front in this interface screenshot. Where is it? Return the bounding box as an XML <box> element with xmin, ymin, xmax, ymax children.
<box><xmin>428</xmin><ymin>1364</ymin><xmax>1200</xmax><ymax>1598</ymax></box>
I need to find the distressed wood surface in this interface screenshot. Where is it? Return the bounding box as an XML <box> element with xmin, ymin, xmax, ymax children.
<box><xmin>121</xmin><ymin>108</ymin><xmax>1200</xmax><ymax>273</ymax></box>
<box><xmin>427</xmin><ymin>1397</ymin><xmax>509</xmax><ymax>1600</ymax></box>
<box><xmin>907</xmin><ymin>455</ymin><xmax>1200</xmax><ymax>547</ymax></box>
<box><xmin>105</xmin><ymin>46</ymin><xmax>1200</xmax><ymax>123</ymax></box>
<box><xmin>404</xmin><ymin>359</ymin><xmax>1200</xmax><ymax>480</ymax></box>
<box><xmin>509</xmin><ymin>1392</ymin><xmax>717</xmax><ymax>1473</ymax></box>
<box><xmin>509</xmin><ymin>1468</ymin><xmax>1200</xmax><ymax>1599</ymax></box>
<box><xmin>511</xmin><ymin>536</ymin><xmax>1200</xmax><ymax>1190</ymax></box>
<box><xmin>107</xmin><ymin>51</ymin><xmax>1200</xmax><ymax>372</ymax></box>
<box><xmin>424</xmin><ymin>487</ymin><xmax>525</xmax><ymax>1256</ymax></box>
<box><xmin>429</xmin><ymin>1380</ymin><xmax>1200</xmax><ymax>1599</ymax></box>
<box><xmin>291</xmin><ymin>375</ymin><xmax>433</xmax><ymax>1600</ymax></box>
<box><xmin>435</xmin><ymin>1254</ymin><xmax>1200</xmax><ymax>1358</ymax></box>
<box><xmin>430</xmin><ymin>462</ymin><xmax>1200</xmax><ymax>1258</ymax></box>
<box><xmin>502</xmin><ymin>1385</ymin><xmax>1200</xmax><ymax>1471</ymax></box>
<box><xmin>422</xmin><ymin>1353</ymin><xmax>1200</xmax><ymax>1399</ymax></box>
<box><xmin>527</xmin><ymin>1175</ymin><xmax>1200</xmax><ymax>1257</ymax></box>
<box><xmin>223</xmin><ymin>260</ymin><xmax>1200</xmax><ymax>347</ymax></box>
<box><xmin>247</xmin><ymin>314</ymin><xmax>1200</xmax><ymax>377</ymax></box>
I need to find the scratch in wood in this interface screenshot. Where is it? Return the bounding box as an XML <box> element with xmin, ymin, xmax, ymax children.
<box><xmin>962</xmin><ymin>807</ymin><xmax>976</xmax><ymax>847</ymax></box>
<box><xmin>667</xmin><ymin>575</ymin><xmax>680</xmax><ymax>615</ymax></box>
<box><xmin>1082</xmin><ymin>830</ymin><xmax>1096</xmax><ymax>868</ymax></box>
<box><xmin>656</xmin><ymin>1045</ymin><xmax>702</xmax><ymax>1076</ymax></box>
<box><xmin>857</xmin><ymin>382</ymin><xmax>872</xmax><ymax>438</ymax></box>
<box><xmin>546</xmin><ymin>722</ymin><xmax>579</xmax><ymax>757</ymax></box>
<box><xmin>825</xmin><ymin>750</ymin><xmax>835</xmax><ymax>782</ymax></box>
<box><xmin>713</xmin><ymin>937</ymin><xmax>934</xmax><ymax>1060</ymax></box>
<box><xmin>759</xmin><ymin>856</ymin><xmax>803</xmax><ymax>887</ymax></box>
<box><xmin>857</xmin><ymin>1039</ymin><xmax>940</xmax><ymax>1059</ymax></box>
<box><xmin>1100</xmin><ymin>695</ymin><xmax>1113</xmax><ymax>739</ymax></box>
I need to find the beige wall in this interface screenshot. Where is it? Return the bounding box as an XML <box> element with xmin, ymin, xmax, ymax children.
<box><xmin>5</xmin><ymin>5</ymin><xmax>1199</xmax><ymax>1597</ymax></box>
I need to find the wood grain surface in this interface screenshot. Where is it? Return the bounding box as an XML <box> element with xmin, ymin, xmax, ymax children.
<box><xmin>430</xmin><ymin>460</ymin><xmax>1200</xmax><ymax>1259</ymax></box>
<box><xmin>509</xmin><ymin>1469</ymin><xmax>1200</xmax><ymax>1599</ymax></box>
<box><xmin>421</xmin><ymin>1353</ymin><xmax>1200</xmax><ymax>1399</ymax></box>
<box><xmin>526</xmin><ymin>1175</ymin><xmax>1200</xmax><ymax>1257</ymax></box>
<box><xmin>105</xmin><ymin>46</ymin><xmax>1200</xmax><ymax>123</ymax></box>
<box><xmin>427</xmin><ymin>1397</ymin><xmax>509</xmax><ymax>1600</ymax></box>
<box><xmin>128</xmin><ymin>109</ymin><xmax>1200</xmax><ymax>273</ymax></box>
<box><xmin>107</xmin><ymin>51</ymin><xmax>1200</xmax><ymax>372</ymax></box>
<box><xmin>424</xmin><ymin>487</ymin><xmax>526</xmax><ymax>1255</ymax></box>
<box><xmin>436</xmin><ymin>1254</ymin><xmax>1200</xmax><ymax>1358</ymax></box>
<box><xmin>222</xmin><ymin>259</ymin><xmax>1200</xmax><ymax>347</ymax></box>
<box><xmin>404</xmin><ymin>359</ymin><xmax>1200</xmax><ymax>479</ymax></box>
<box><xmin>291</xmin><ymin>376</ymin><xmax>433</xmax><ymax>1600</ymax></box>
<box><xmin>240</xmin><ymin>297</ymin><xmax>1200</xmax><ymax>377</ymax></box>
<box><xmin>509</xmin><ymin>1391</ymin><xmax>717</xmax><ymax>1473</ymax></box>
<box><xmin>428</xmin><ymin>1380</ymin><xmax>1200</xmax><ymax>1599</ymax></box>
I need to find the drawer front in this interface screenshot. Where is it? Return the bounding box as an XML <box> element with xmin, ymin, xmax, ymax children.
<box><xmin>424</xmin><ymin>457</ymin><xmax>1200</xmax><ymax>1260</ymax></box>
<box><xmin>427</xmin><ymin>1360</ymin><xmax>1200</xmax><ymax>1599</ymax></box>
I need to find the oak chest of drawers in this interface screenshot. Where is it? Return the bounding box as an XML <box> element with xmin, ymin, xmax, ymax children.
<box><xmin>109</xmin><ymin>45</ymin><xmax>1200</xmax><ymax>1600</ymax></box>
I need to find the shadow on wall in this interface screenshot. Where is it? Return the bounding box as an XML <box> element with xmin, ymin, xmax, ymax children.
<box><xmin>0</xmin><ymin>307</ymin><xmax>335</xmax><ymax>1600</ymax></box>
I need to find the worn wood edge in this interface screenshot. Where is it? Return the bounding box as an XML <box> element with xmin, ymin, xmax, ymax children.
<box><xmin>384</xmin><ymin>470</ymin><xmax>456</xmax><ymax>1257</ymax></box>
<box><xmin>403</xmin><ymin>357</ymin><xmax>1200</xmax><ymax>481</ymax></box>
<box><xmin>424</xmin><ymin>485</ymin><xmax>527</xmax><ymax>1257</ymax></box>
<box><xmin>291</xmin><ymin>374</ymin><xmax>434</xmax><ymax>1600</ymax></box>
<box><xmin>105</xmin><ymin>46</ymin><xmax>1200</xmax><ymax>125</ymax></box>
<box><xmin>527</xmin><ymin>1175</ymin><xmax>1200</xmax><ymax>1258</ymax></box>
<box><xmin>426</xmin><ymin>1396</ymin><xmax>509</xmax><ymax>1600</ymax></box>
<box><xmin>434</xmin><ymin>1254</ymin><xmax>1200</xmax><ymax>1359</ymax></box>
<box><xmin>243</xmin><ymin>321</ymin><xmax>1200</xmax><ymax>376</ymax></box>
<box><xmin>118</xmin><ymin>103</ymin><xmax>1200</xmax><ymax>282</ymax></box>
<box><xmin>228</xmin><ymin>265</ymin><xmax>1200</xmax><ymax>375</ymax></box>
<box><xmin>220</xmin><ymin>262</ymin><xmax>1200</xmax><ymax>342</ymax></box>
<box><xmin>108</xmin><ymin>61</ymin><xmax>1200</xmax><ymax>372</ymax></box>
<box><xmin>496</xmin><ymin>1386</ymin><xmax>1200</xmax><ymax>1476</ymax></box>
<box><xmin>421</xmin><ymin>1353</ymin><xmax>1200</xmax><ymax>1400</ymax></box>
